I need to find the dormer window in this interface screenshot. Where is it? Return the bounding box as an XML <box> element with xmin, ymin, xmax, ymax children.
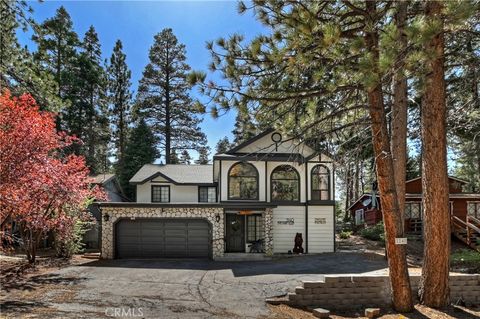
<box><xmin>152</xmin><ymin>185</ymin><xmax>170</xmax><ymax>203</ymax></box>
<box><xmin>228</xmin><ymin>162</ymin><xmax>259</xmax><ymax>200</ymax></box>
<box><xmin>271</xmin><ymin>165</ymin><xmax>300</xmax><ymax>202</ymax></box>
<box><xmin>311</xmin><ymin>165</ymin><xmax>330</xmax><ymax>201</ymax></box>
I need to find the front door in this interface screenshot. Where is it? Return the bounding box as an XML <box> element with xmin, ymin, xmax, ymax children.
<box><xmin>226</xmin><ymin>214</ymin><xmax>245</xmax><ymax>252</ymax></box>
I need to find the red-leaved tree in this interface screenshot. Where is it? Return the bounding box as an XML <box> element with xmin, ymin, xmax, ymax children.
<box><xmin>0</xmin><ymin>91</ymin><xmax>105</xmax><ymax>263</ymax></box>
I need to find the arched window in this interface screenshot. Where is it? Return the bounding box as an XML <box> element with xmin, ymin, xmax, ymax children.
<box><xmin>228</xmin><ymin>162</ymin><xmax>259</xmax><ymax>200</ymax></box>
<box><xmin>271</xmin><ymin>165</ymin><xmax>300</xmax><ymax>202</ymax></box>
<box><xmin>311</xmin><ymin>165</ymin><xmax>330</xmax><ymax>200</ymax></box>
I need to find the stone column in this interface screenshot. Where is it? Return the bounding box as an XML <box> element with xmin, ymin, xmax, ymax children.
<box><xmin>263</xmin><ymin>208</ymin><xmax>274</xmax><ymax>255</ymax></box>
<box><xmin>101</xmin><ymin>207</ymin><xmax>115</xmax><ymax>259</ymax></box>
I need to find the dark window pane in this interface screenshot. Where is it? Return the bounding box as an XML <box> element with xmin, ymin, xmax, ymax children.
<box><xmin>199</xmin><ymin>187</ymin><xmax>216</xmax><ymax>203</ymax></box>
<box><xmin>228</xmin><ymin>163</ymin><xmax>258</xmax><ymax>200</ymax></box>
<box><xmin>271</xmin><ymin>165</ymin><xmax>299</xmax><ymax>202</ymax></box>
<box><xmin>152</xmin><ymin>186</ymin><xmax>169</xmax><ymax>203</ymax></box>
<box><xmin>247</xmin><ymin>215</ymin><xmax>264</xmax><ymax>242</ymax></box>
<box><xmin>311</xmin><ymin>165</ymin><xmax>330</xmax><ymax>200</ymax></box>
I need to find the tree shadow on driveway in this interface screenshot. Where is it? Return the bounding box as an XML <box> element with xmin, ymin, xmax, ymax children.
<box><xmin>77</xmin><ymin>252</ymin><xmax>388</xmax><ymax>277</ymax></box>
<box><xmin>1</xmin><ymin>273</ymin><xmax>87</xmax><ymax>293</ymax></box>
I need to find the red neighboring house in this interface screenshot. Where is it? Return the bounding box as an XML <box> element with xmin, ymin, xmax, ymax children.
<box><xmin>349</xmin><ymin>177</ymin><xmax>480</xmax><ymax>239</ymax></box>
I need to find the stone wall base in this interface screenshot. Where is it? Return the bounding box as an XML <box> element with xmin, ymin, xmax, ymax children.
<box><xmin>285</xmin><ymin>274</ymin><xmax>480</xmax><ymax>310</ymax></box>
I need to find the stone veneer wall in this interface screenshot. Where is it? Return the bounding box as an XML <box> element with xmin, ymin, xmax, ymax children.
<box><xmin>263</xmin><ymin>208</ymin><xmax>274</xmax><ymax>255</ymax></box>
<box><xmin>284</xmin><ymin>274</ymin><xmax>480</xmax><ymax>310</ymax></box>
<box><xmin>101</xmin><ymin>207</ymin><xmax>225</xmax><ymax>259</ymax></box>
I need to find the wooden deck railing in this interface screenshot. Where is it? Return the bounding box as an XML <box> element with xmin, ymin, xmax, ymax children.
<box><xmin>451</xmin><ymin>215</ymin><xmax>480</xmax><ymax>250</ymax></box>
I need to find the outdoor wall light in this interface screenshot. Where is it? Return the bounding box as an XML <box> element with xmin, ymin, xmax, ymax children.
<box><xmin>215</xmin><ymin>213</ymin><xmax>221</xmax><ymax>223</ymax></box>
<box><xmin>103</xmin><ymin>213</ymin><xmax>110</xmax><ymax>222</ymax></box>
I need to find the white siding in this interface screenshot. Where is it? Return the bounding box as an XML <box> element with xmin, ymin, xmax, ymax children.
<box><xmin>272</xmin><ymin>206</ymin><xmax>305</xmax><ymax>253</ymax></box>
<box><xmin>136</xmin><ymin>182</ymin><xmax>199</xmax><ymax>203</ymax></box>
<box><xmin>136</xmin><ymin>183</ymin><xmax>151</xmax><ymax>202</ymax></box>
<box><xmin>307</xmin><ymin>206</ymin><xmax>334</xmax><ymax>253</ymax></box>
<box><xmin>237</xmin><ymin>132</ymin><xmax>316</xmax><ymax>157</ymax></box>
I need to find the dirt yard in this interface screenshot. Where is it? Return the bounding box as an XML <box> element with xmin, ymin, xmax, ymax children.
<box><xmin>336</xmin><ymin>234</ymin><xmax>480</xmax><ymax>273</ymax></box>
<box><xmin>267</xmin><ymin>304</ymin><xmax>480</xmax><ymax>319</ymax></box>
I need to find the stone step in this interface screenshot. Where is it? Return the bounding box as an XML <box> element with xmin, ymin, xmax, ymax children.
<box><xmin>265</xmin><ymin>296</ymin><xmax>289</xmax><ymax>305</ymax></box>
<box><xmin>312</xmin><ymin>308</ymin><xmax>330</xmax><ymax>318</ymax></box>
<box><xmin>215</xmin><ymin>253</ymin><xmax>272</xmax><ymax>262</ymax></box>
<box><xmin>82</xmin><ymin>252</ymin><xmax>101</xmax><ymax>259</ymax></box>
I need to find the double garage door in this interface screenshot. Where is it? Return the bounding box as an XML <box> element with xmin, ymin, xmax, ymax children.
<box><xmin>115</xmin><ymin>219</ymin><xmax>211</xmax><ymax>259</ymax></box>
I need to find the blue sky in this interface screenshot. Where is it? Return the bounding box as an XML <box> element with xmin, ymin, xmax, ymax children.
<box><xmin>17</xmin><ymin>1</ymin><xmax>268</xmax><ymax>155</ymax></box>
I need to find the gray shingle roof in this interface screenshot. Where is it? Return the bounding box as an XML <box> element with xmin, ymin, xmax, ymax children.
<box><xmin>91</xmin><ymin>173</ymin><xmax>115</xmax><ymax>185</ymax></box>
<box><xmin>129</xmin><ymin>164</ymin><xmax>213</xmax><ymax>184</ymax></box>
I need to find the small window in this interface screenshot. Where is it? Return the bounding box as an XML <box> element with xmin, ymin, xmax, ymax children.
<box><xmin>405</xmin><ymin>202</ymin><xmax>421</xmax><ymax>219</ymax></box>
<box><xmin>355</xmin><ymin>209</ymin><xmax>365</xmax><ymax>225</ymax></box>
<box><xmin>152</xmin><ymin>185</ymin><xmax>170</xmax><ymax>203</ymax></box>
<box><xmin>199</xmin><ymin>186</ymin><xmax>216</xmax><ymax>203</ymax></box>
<box><xmin>271</xmin><ymin>165</ymin><xmax>300</xmax><ymax>202</ymax></box>
<box><xmin>468</xmin><ymin>202</ymin><xmax>480</xmax><ymax>218</ymax></box>
<box><xmin>311</xmin><ymin>165</ymin><xmax>330</xmax><ymax>200</ymax></box>
<box><xmin>247</xmin><ymin>215</ymin><xmax>263</xmax><ymax>242</ymax></box>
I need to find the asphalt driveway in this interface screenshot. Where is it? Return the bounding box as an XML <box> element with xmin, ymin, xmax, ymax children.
<box><xmin>1</xmin><ymin>253</ymin><xmax>388</xmax><ymax>318</ymax></box>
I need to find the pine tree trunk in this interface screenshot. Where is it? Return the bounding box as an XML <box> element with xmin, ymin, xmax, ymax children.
<box><xmin>119</xmin><ymin>101</ymin><xmax>125</xmax><ymax>166</ymax></box>
<box><xmin>344</xmin><ymin>164</ymin><xmax>351</xmax><ymax>223</ymax></box>
<box><xmin>165</xmin><ymin>44</ymin><xmax>171</xmax><ymax>164</ymax></box>
<box><xmin>419</xmin><ymin>0</ymin><xmax>450</xmax><ymax>307</ymax></box>
<box><xmin>365</xmin><ymin>1</ymin><xmax>413</xmax><ymax>312</ymax></box>
<box><xmin>391</xmin><ymin>0</ymin><xmax>408</xmax><ymax>231</ymax></box>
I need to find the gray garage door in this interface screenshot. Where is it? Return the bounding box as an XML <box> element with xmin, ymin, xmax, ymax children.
<box><xmin>115</xmin><ymin>219</ymin><xmax>211</xmax><ymax>259</ymax></box>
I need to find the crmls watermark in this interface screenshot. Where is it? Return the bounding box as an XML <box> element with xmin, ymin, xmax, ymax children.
<box><xmin>105</xmin><ymin>307</ymin><xmax>144</xmax><ymax>317</ymax></box>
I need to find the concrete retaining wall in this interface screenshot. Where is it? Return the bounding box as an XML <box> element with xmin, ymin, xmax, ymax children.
<box><xmin>286</xmin><ymin>274</ymin><xmax>480</xmax><ymax>309</ymax></box>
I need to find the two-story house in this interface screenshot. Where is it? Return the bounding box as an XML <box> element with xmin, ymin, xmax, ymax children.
<box><xmin>98</xmin><ymin>129</ymin><xmax>335</xmax><ymax>259</ymax></box>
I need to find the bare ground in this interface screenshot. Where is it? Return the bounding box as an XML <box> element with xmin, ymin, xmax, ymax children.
<box><xmin>267</xmin><ymin>304</ymin><xmax>480</xmax><ymax>319</ymax></box>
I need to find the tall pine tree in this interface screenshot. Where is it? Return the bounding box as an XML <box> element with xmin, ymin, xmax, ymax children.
<box><xmin>78</xmin><ymin>26</ymin><xmax>110</xmax><ymax>173</ymax></box>
<box><xmin>135</xmin><ymin>28</ymin><xmax>206</xmax><ymax>163</ymax></box>
<box><xmin>195</xmin><ymin>146</ymin><xmax>210</xmax><ymax>164</ymax></box>
<box><xmin>0</xmin><ymin>0</ymin><xmax>61</xmax><ymax>111</ymax></box>
<box><xmin>118</xmin><ymin>118</ymin><xmax>158</xmax><ymax>200</ymax></box>
<box><xmin>179</xmin><ymin>150</ymin><xmax>192</xmax><ymax>164</ymax></box>
<box><xmin>215</xmin><ymin>136</ymin><xmax>232</xmax><ymax>154</ymax></box>
<box><xmin>32</xmin><ymin>6</ymin><xmax>79</xmax><ymax>102</ymax></box>
<box><xmin>107</xmin><ymin>40</ymin><xmax>132</xmax><ymax>168</ymax></box>
<box><xmin>232</xmin><ymin>106</ymin><xmax>256</xmax><ymax>145</ymax></box>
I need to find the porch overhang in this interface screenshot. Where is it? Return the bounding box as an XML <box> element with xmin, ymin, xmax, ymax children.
<box><xmin>94</xmin><ymin>201</ymin><xmax>277</xmax><ymax>210</ymax></box>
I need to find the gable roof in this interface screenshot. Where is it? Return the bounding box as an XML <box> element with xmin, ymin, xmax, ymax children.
<box><xmin>224</xmin><ymin>128</ymin><xmax>318</xmax><ymax>159</ymax></box>
<box><xmin>406</xmin><ymin>176</ymin><xmax>469</xmax><ymax>185</ymax></box>
<box><xmin>213</xmin><ymin>152</ymin><xmax>306</xmax><ymax>163</ymax></box>
<box><xmin>348</xmin><ymin>193</ymin><xmax>380</xmax><ymax>211</ymax></box>
<box><xmin>91</xmin><ymin>173</ymin><xmax>115</xmax><ymax>185</ymax></box>
<box><xmin>130</xmin><ymin>164</ymin><xmax>214</xmax><ymax>185</ymax></box>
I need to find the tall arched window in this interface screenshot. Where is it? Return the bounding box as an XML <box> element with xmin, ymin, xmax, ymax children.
<box><xmin>311</xmin><ymin>165</ymin><xmax>330</xmax><ymax>200</ymax></box>
<box><xmin>228</xmin><ymin>162</ymin><xmax>259</xmax><ymax>200</ymax></box>
<box><xmin>271</xmin><ymin>165</ymin><xmax>300</xmax><ymax>202</ymax></box>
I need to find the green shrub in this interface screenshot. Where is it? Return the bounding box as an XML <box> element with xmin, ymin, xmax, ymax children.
<box><xmin>451</xmin><ymin>249</ymin><xmax>480</xmax><ymax>263</ymax></box>
<box><xmin>55</xmin><ymin>220</ymin><xmax>93</xmax><ymax>258</ymax></box>
<box><xmin>339</xmin><ymin>231</ymin><xmax>352</xmax><ymax>239</ymax></box>
<box><xmin>360</xmin><ymin>222</ymin><xmax>385</xmax><ymax>242</ymax></box>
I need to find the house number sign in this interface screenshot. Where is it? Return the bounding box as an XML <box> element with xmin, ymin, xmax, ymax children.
<box><xmin>277</xmin><ymin>218</ymin><xmax>294</xmax><ymax>225</ymax></box>
<box><xmin>314</xmin><ymin>218</ymin><xmax>326</xmax><ymax>224</ymax></box>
